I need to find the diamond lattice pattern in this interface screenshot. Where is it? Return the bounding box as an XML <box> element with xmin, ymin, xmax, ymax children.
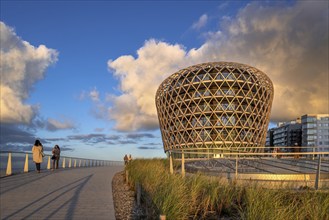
<box><xmin>155</xmin><ymin>62</ymin><xmax>274</xmax><ymax>153</ymax></box>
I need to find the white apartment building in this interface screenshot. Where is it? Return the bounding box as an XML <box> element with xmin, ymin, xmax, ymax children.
<box><xmin>301</xmin><ymin>114</ymin><xmax>329</xmax><ymax>155</ymax></box>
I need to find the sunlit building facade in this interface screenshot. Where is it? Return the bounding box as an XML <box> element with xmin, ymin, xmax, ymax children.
<box><xmin>155</xmin><ymin>62</ymin><xmax>274</xmax><ymax>156</ymax></box>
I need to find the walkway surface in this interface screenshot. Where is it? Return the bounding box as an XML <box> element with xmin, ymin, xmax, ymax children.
<box><xmin>0</xmin><ymin>166</ymin><xmax>124</xmax><ymax>220</ymax></box>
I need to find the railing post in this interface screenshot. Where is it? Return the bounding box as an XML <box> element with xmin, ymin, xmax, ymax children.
<box><xmin>47</xmin><ymin>156</ymin><xmax>51</xmax><ymax>169</ymax></box>
<box><xmin>181</xmin><ymin>150</ymin><xmax>185</xmax><ymax>177</ymax></box>
<box><xmin>235</xmin><ymin>155</ymin><xmax>238</xmax><ymax>179</ymax></box>
<box><xmin>62</xmin><ymin>157</ymin><xmax>66</xmax><ymax>168</ymax></box>
<box><xmin>24</xmin><ymin>153</ymin><xmax>29</xmax><ymax>172</ymax></box>
<box><xmin>6</xmin><ymin>153</ymin><xmax>12</xmax><ymax>176</ymax></box>
<box><xmin>315</xmin><ymin>155</ymin><xmax>322</xmax><ymax>190</ymax></box>
<box><xmin>136</xmin><ymin>182</ymin><xmax>141</xmax><ymax>206</ymax></box>
<box><xmin>169</xmin><ymin>151</ymin><xmax>173</xmax><ymax>174</ymax></box>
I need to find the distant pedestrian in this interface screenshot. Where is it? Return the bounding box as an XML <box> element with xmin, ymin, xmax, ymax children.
<box><xmin>293</xmin><ymin>142</ymin><xmax>300</xmax><ymax>159</ymax></box>
<box><xmin>51</xmin><ymin>145</ymin><xmax>61</xmax><ymax>170</ymax></box>
<box><xmin>32</xmin><ymin>139</ymin><xmax>44</xmax><ymax>173</ymax></box>
<box><xmin>124</xmin><ymin>154</ymin><xmax>128</xmax><ymax>165</ymax></box>
<box><xmin>128</xmin><ymin>154</ymin><xmax>132</xmax><ymax>163</ymax></box>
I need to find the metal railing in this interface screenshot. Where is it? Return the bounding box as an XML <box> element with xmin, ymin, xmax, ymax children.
<box><xmin>0</xmin><ymin>151</ymin><xmax>124</xmax><ymax>177</ymax></box>
<box><xmin>167</xmin><ymin>146</ymin><xmax>329</xmax><ymax>189</ymax></box>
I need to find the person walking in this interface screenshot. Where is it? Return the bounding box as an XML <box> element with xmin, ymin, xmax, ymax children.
<box><xmin>51</xmin><ymin>145</ymin><xmax>61</xmax><ymax>170</ymax></box>
<box><xmin>32</xmin><ymin>139</ymin><xmax>44</xmax><ymax>173</ymax></box>
<box><xmin>123</xmin><ymin>154</ymin><xmax>128</xmax><ymax>165</ymax></box>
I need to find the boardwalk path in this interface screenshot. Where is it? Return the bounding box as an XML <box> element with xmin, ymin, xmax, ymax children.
<box><xmin>0</xmin><ymin>166</ymin><xmax>123</xmax><ymax>220</ymax></box>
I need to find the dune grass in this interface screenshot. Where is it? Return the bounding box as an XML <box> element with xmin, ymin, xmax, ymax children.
<box><xmin>126</xmin><ymin>159</ymin><xmax>329</xmax><ymax>220</ymax></box>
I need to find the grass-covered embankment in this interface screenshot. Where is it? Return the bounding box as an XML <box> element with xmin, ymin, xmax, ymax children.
<box><xmin>126</xmin><ymin>159</ymin><xmax>329</xmax><ymax>219</ymax></box>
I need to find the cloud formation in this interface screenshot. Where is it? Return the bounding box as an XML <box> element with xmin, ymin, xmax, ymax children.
<box><xmin>67</xmin><ymin>133</ymin><xmax>120</xmax><ymax>144</ymax></box>
<box><xmin>46</xmin><ymin>118</ymin><xmax>76</xmax><ymax>131</ymax></box>
<box><xmin>107</xmin><ymin>40</ymin><xmax>190</xmax><ymax>131</ymax></box>
<box><xmin>138</xmin><ymin>146</ymin><xmax>162</xmax><ymax>150</ymax></box>
<box><xmin>66</xmin><ymin>132</ymin><xmax>156</xmax><ymax>145</ymax></box>
<box><xmin>107</xmin><ymin>1</ymin><xmax>328</xmax><ymax>131</ymax></box>
<box><xmin>192</xmin><ymin>14</ymin><xmax>208</xmax><ymax>30</ymax></box>
<box><xmin>0</xmin><ymin>21</ymin><xmax>58</xmax><ymax>124</ymax></box>
<box><xmin>89</xmin><ymin>88</ymin><xmax>100</xmax><ymax>102</ymax></box>
<box><xmin>0</xmin><ymin>124</ymin><xmax>36</xmax><ymax>147</ymax></box>
<box><xmin>126</xmin><ymin>133</ymin><xmax>156</xmax><ymax>140</ymax></box>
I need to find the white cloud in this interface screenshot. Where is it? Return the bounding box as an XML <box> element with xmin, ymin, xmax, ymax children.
<box><xmin>0</xmin><ymin>21</ymin><xmax>58</xmax><ymax>124</ymax></box>
<box><xmin>89</xmin><ymin>88</ymin><xmax>100</xmax><ymax>102</ymax></box>
<box><xmin>107</xmin><ymin>1</ymin><xmax>328</xmax><ymax>131</ymax></box>
<box><xmin>192</xmin><ymin>14</ymin><xmax>208</xmax><ymax>30</ymax></box>
<box><xmin>107</xmin><ymin>40</ymin><xmax>190</xmax><ymax>131</ymax></box>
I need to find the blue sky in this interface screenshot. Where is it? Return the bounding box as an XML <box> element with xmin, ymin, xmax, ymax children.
<box><xmin>1</xmin><ymin>1</ymin><xmax>328</xmax><ymax>161</ymax></box>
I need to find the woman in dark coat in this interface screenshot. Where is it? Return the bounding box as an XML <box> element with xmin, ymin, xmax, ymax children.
<box><xmin>51</xmin><ymin>145</ymin><xmax>61</xmax><ymax>170</ymax></box>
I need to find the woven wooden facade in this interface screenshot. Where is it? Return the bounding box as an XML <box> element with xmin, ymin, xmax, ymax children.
<box><xmin>155</xmin><ymin>62</ymin><xmax>274</xmax><ymax>155</ymax></box>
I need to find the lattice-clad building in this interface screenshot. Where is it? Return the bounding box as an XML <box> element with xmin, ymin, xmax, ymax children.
<box><xmin>155</xmin><ymin>62</ymin><xmax>274</xmax><ymax>156</ymax></box>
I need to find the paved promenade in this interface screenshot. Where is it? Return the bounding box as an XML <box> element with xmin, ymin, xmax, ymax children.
<box><xmin>0</xmin><ymin>166</ymin><xmax>124</xmax><ymax>220</ymax></box>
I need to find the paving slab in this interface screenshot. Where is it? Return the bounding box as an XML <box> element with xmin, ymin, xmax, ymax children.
<box><xmin>0</xmin><ymin>166</ymin><xmax>124</xmax><ymax>220</ymax></box>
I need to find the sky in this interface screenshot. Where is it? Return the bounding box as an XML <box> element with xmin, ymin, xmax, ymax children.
<box><xmin>1</xmin><ymin>0</ymin><xmax>328</xmax><ymax>161</ymax></box>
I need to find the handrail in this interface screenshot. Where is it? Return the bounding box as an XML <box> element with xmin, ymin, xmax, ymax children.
<box><xmin>168</xmin><ymin>146</ymin><xmax>329</xmax><ymax>158</ymax></box>
<box><xmin>0</xmin><ymin>151</ymin><xmax>124</xmax><ymax>177</ymax></box>
<box><xmin>166</xmin><ymin>146</ymin><xmax>329</xmax><ymax>187</ymax></box>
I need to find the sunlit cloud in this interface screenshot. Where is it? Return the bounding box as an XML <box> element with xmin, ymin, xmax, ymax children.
<box><xmin>46</xmin><ymin>118</ymin><xmax>76</xmax><ymax>131</ymax></box>
<box><xmin>106</xmin><ymin>1</ymin><xmax>328</xmax><ymax>131</ymax></box>
<box><xmin>0</xmin><ymin>21</ymin><xmax>58</xmax><ymax>124</ymax></box>
<box><xmin>107</xmin><ymin>40</ymin><xmax>190</xmax><ymax>131</ymax></box>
